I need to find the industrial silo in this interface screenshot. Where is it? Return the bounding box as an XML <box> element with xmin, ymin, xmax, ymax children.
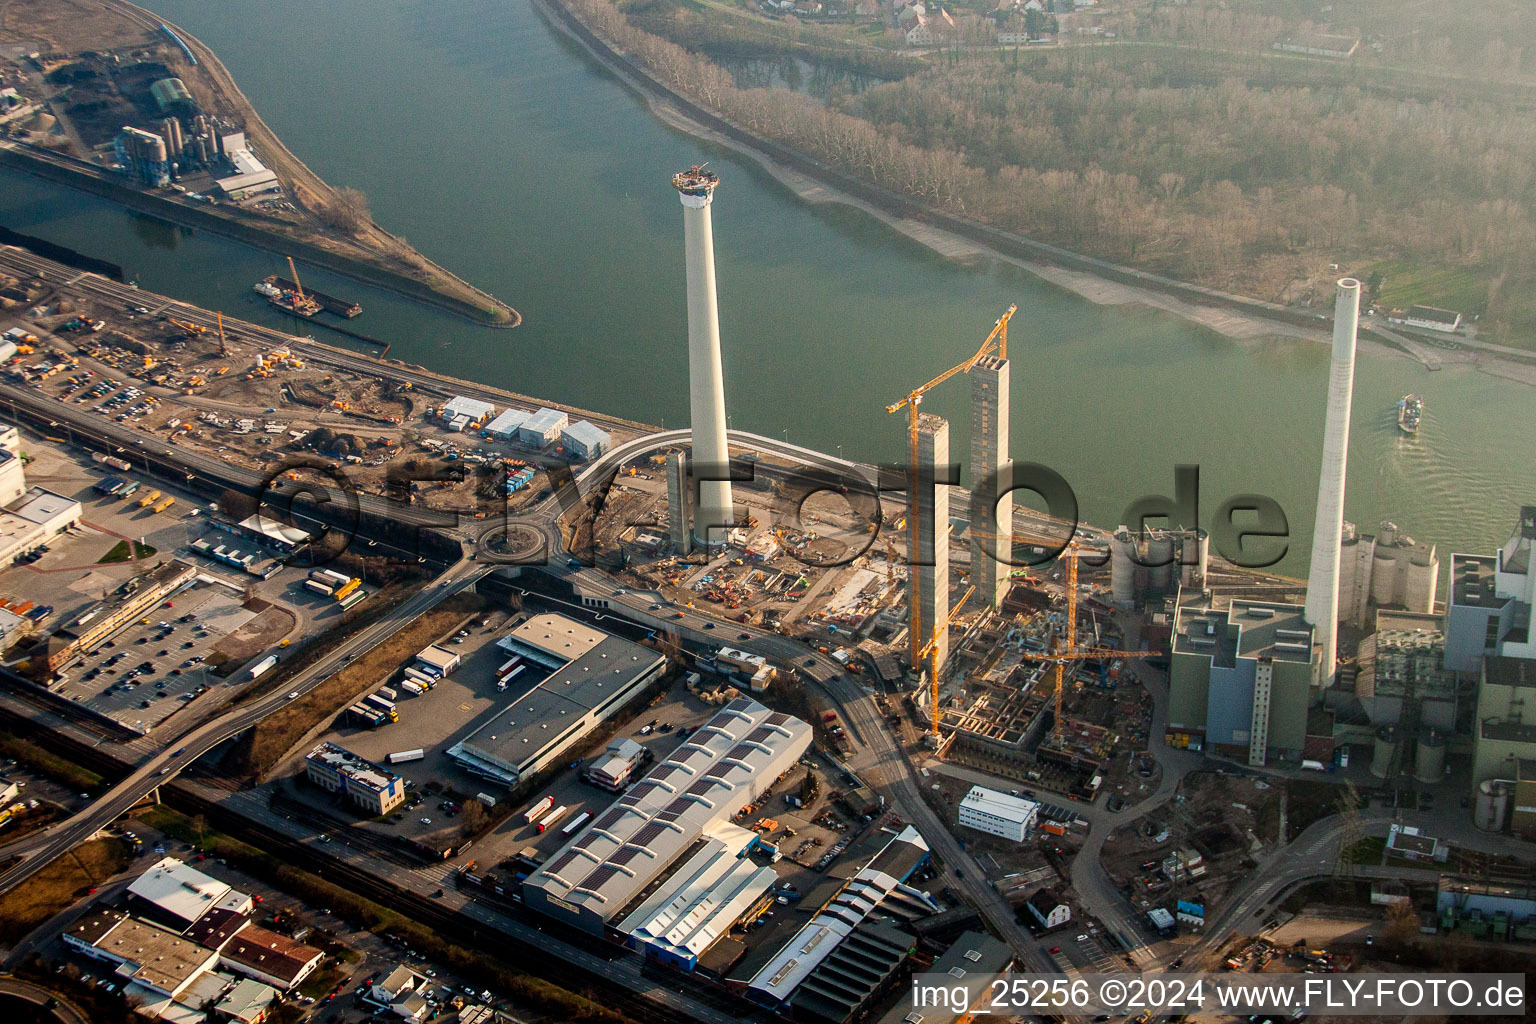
<box><xmin>1405</xmin><ymin>546</ymin><xmax>1438</xmax><ymax>613</ymax></box>
<box><xmin>1110</xmin><ymin>528</ymin><xmax>1136</xmax><ymax>607</ymax></box>
<box><xmin>1413</xmin><ymin>729</ymin><xmax>1446</xmax><ymax>784</ymax></box>
<box><xmin>1370</xmin><ymin>545</ymin><xmax>1399</xmax><ymax>606</ymax></box>
<box><xmin>1148</xmin><ymin>532</ymin><xmax>1175</xmax><ymax>590</ymax></box>
<box><xmin>1370</xmin><ymin>725</ymin><xmax>1399</xmax><ymax>779</ymax></box>
<box><xmin>1475</xmin><ymin>780</ymin><xmax>1511</xmax><ymax>833</ymax></box>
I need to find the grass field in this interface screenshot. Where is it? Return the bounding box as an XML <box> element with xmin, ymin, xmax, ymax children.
<box><xmin>0</xmin><ymin>838</ymin><xmax>132</xmax><ymax>944</ymax></box>
<box><xmin>1367</xmin><ymin>259</ymin><xmax>1488</xmax><ymax>318</ymax></box>
<box><xmin>97</xmin><ymin>540</ymin><xmax>156</xmax><ymax>564</ymax></box>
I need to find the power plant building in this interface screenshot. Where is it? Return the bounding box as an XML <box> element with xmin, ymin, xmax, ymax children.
<box><xmin>1354</xmin><ymin>610</ymin><xmax>1458</xmax><ymax>730</ymax></box>
<box><xmin>115</xmin><ymin>126</ymin><xmax>171</xmax><ymax>187</ymax></box>
<box><xmin>1445</xmin><ymin>507</ymin><xmax>1536</xmax><ymax>672</ymax></box>
<box><xmin>1165</xmin><ymin>590</ymin><xmax>1316</xmax><ymax>765</ymax></box>
<box><xmin>1472</xmin><ymin>658</ymin><xmax>1536</xmax><ymax>829</ymax></box>
<box><xmin>522</xmin><ymin>698</ymin><xmax>810</xmax><ymax>935</ymax></box>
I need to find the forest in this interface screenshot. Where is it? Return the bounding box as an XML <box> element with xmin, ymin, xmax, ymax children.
<box><xmin>582</xmin><ymin>0</ymin><xmax>1536</xmax><ymax>342</ymax></box>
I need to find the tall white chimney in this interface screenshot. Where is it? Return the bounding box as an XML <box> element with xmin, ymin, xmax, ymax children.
<box><xmin>1304</xmin><ymin>278</ymin><xmax>1360</xmax><ymax>690</ymax></box>
<box><xmin>673</xmin><ymin>166</ymin><xmax>734</xmax><ymax>547</ymax></box>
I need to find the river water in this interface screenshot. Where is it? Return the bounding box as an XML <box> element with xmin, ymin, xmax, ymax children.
<box><xmin>1</xmin><ymin>0</ymin><xmax>1531</xmax><ymax>578</ymax></box>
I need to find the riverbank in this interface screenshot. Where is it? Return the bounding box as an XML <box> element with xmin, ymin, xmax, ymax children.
<box><xmin>5</xmin><ymin>0</ymin><xmax>519</xmax><ymax>328</ymax></box>
<box><xmin>0</xmin><ymin>144</ymin><xmax>523</xmax><ymax>329</ymax></box>
<box><xmin>535</xmin><ymin>0</ymin><xmax>1536</xmax><ymax>384</ymax></box>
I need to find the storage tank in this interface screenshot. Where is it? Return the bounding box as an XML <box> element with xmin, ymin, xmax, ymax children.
<box><xmin>1370</xmin><ymin>725</ymin><xmax>1399</xmax><ymax>779</ymax></box>
<box><xmin>1405</xmin><ymin>547</ymin><xmax>1438</xmax><ymax>613</ymax></box>
<box><xmin>1110</xmin><ymin>528</ymin><xmax>1136</xmax><ymax>606</ymax></box>
<box><xmin>1475</xmin><ymin>780</ymin><xmax>1510</xmax><ymax>833</ymax></box>
<box><xmin>1413</xmin><ymin>729</ymin><xmax>1446</xmax><ymax>783</ymax></box>
<box><xmin>1148</xmin><ymin>532</ymin><xmax>1175</xmax><ymax>590</ymax></box>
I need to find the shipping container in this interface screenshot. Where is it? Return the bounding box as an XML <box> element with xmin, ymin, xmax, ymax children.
<box><xmin>388</xmin><ymin>749</ymin><xmax>425</xmax><ymax>764</ymax></box>
<box><xmin>337</xmin><ymin>589</ymin><xmax>366</xmax><ymax>610</ymax></box>
<box><xmin>249</xmin><ymin>654</ymin><xmax>279</xmax><ymax>679</ymax></box>
<box><xmin>399</xmin><ymin>679</ymin><xmax>424</xmax><ymax>695</ymax></box>
<box><xmin>376</xmin><ymin>685</ymin><xmax>398</xmax><ymax>701</ymax></box>
<box><xmin>320</xmin><ymin>569</ymin><xmax>352</xmax><ymax>587</ymax></box>
<box><xmin>496</xmin><ymin>656</ymin><xmax>523</xmax><ymax>677</ymax></box>
<box><xmin>365</xmin><ymin>693</ymin><xmax>396</xmax><ymax>713</ymax></box>
<box><xmin>561</xmin><ymin>811</ymin><xmax>592</xmax><ymax>836</ymax></box>
<box><xmin>304</xmin><ymin>580</ymin><xmax>334</xmax><ymax>597</ymax></box>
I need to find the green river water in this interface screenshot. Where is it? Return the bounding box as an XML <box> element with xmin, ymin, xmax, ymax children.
<box><xmin>0</xmin><ymin>0</ymin><xmax>1531</xmax><ymax>577</ymax></box>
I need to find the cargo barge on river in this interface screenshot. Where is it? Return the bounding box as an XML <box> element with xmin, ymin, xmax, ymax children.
<box><xmin>261</xmin><ymin>274</ymin><xmax>362</xmax><ymax>318</ymax></box>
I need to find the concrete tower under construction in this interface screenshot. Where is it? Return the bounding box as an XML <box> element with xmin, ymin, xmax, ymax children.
<box><xmin>1304</xmin><ymin>278</ymin><xmax>1361</xmax><ymax>691</ymax></box>
<box><xmin>673</xmin><ymin>166</ymin><xmax>734</xmax><ymax>548</ymax></box>
<box><xmin>914</xmin><ymin>414</ymin><xmax>951</xmax><ymax>674</ymax></box>
<box><xmin>970</xmin><ymin>355</ymin><xmax>1011</xmax><ymax>608</ymax></box>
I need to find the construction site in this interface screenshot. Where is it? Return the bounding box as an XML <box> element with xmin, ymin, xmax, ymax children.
<box><xmin>0</xmin><ymin>251</ymin><xmax>625</xmax><ymax>515</ymax></box>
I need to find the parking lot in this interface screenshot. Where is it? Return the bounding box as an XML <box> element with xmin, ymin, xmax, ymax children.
<box><xmin>55</xmin><ymin>585</ymin><xmax>250</xmax><ymax>731</ymax></box>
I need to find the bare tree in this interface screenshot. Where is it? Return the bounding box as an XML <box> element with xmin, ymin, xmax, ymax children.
<box><xmin>318</xmin><ymin>187</ymin><xmax>373</xmax><ymax>236</ymax></box>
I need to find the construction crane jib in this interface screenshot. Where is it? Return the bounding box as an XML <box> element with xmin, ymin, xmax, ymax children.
<box><xmin>886</xmin><ymin>305</ymin><xmax>1016</xmax><ymax>671</ymax></box>
<box><xmin>1017</xmin><ymin>543</ymin><xmax>1159</xmax><ymax>744</ymax></box>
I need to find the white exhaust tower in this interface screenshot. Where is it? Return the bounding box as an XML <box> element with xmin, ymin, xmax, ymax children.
<box><xmin>674</xmin><ymin>165</ymin><xmax>734</xmax><ymax>547</ymax></box>
<box><xmin>1304</xmin><ymin>278</ymin><xmax>1360</xmax><ymax>690</ymax></box>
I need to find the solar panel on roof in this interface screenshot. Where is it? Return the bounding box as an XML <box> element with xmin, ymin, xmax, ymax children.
<box><xmin>685</xmin><ymin>779</ymin><xmax>716</xmax><ymax>797</ymax></box>
<box><xmin>745</xmin><ymin>727</ymin><xmax>774</xmax><ymax>744</ymax></box>
<box><xmin>577</xmin><ymin>865</ymin><xmax>622</xmax><ymax>896</ymax></box>
<box><xmin>726</xmin><ymin>743</ymin><xmax>754</xmax><ymax>760</ymax></box>
<box><xmin>609</xmin><ymin>846</ymin><xmax>641</xmax><ymax>866</ymax></box>
<box><xmin>546</xmin><ymin>851</ymin><xmax>581</xmax><ymax>876</ymax></box>
<box><xmin>592</xmin><ymin>808</ymin><xmax>627</xmax><ymax>832</ymax></box>
<box><xmin>764</xmin><ymin>712</ymin><xmax>789</xmax><ymax>727</ymax></box>
<box><xmin>629</xmin><ymin>821</ymin><xmax>669</xmax><ymax>847</ymax></box>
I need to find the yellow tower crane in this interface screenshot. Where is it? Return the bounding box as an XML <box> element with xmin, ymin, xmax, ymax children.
<box><xmin>886</xmin><ymin>305</ymin><xmax>1016</xmax><ymax>670</ymax></box>
<box><xmin>216</xmin><ymin>311</ymin><xmax>227</xmax><ymax>356</ymax></box>
<box><xmin>915</xmin><ymin>585</ymin><xmax>973</xmax><ymax>746</ymax></box>
<box><xmin>1018</xmin><ymin>543</ymin><xmax>1159</xmax><ymax>745</ymax></box>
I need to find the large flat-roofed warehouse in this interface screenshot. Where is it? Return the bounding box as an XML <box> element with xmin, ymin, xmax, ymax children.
<box><xmin>742</xmin><ymin>825</ymin><xmax>932</xmax><ymax>1012</ymax></box>
<box><xmin>446</xmin><ymin>614</ymin><xmax>667</xmax><ymax>788</ymax></box>
<box><xmin>522</xmin><ymin>697</ymin><xmax>811</xmax><ymax>935</ymax></box>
